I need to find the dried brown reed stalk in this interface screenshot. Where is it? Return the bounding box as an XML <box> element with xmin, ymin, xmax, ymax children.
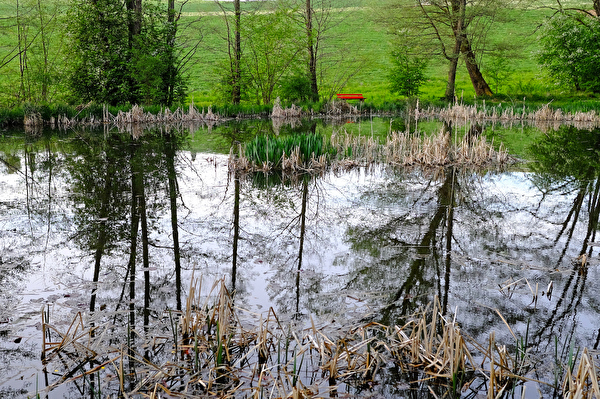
<box><xmin>43</xmin><ymin>279</ymin><xmax>600</xmax><ymax>398</ymax></box>
<box><xmin>111</xmin><ymin>104</ymin><xmax>220</xmax><ymax>125</ymax></box>
<box><xmin>228</xmin><ymin>143</ymin><xmax>251</xmax><ymax>172</ymax></box>
<box><xmin>382</xmin><ymin>130</ymin><xmax>508</xmax><ymax>167</ymax></box>
<box><xmin>45</xmin><ymin>102</ymin><xmax>222</xmax><ymax>129</ymax></box>
<box><xmin>231</xmin><ymin>128</ymin><xmax>510</xmax><ymax>175</ymax></box>
<box><xmin>563</xmin><ymin>348</ymin><xmax>600</xmax><ymax>398</ymax></box>
<box><xmin>419</xmin><ymin>101</ymin><xmax>600</xmax><ymax>128</ymax></box>
<box><xmin>272</xmin><ymin>97</ymin><xmax>303</xmax><ymax>119</ymax></box>
<box><xmin>24</xmin><ymin>111</ymin><xmax>43</xmax><ymax>127</ymax></box>
<box><xmin>392</xmin><ymin>298</ymin><xmax>475</xmax><ymax>379</ymax></box>
<box><xmin>324</xmin><ymin>99</ymin><xmax>359</xmax><ymax>116</ymax></box>
<box><xmin>42</xmin><ymin>311</ymin><xmax>92</xmax><ymax>361</ymax></box>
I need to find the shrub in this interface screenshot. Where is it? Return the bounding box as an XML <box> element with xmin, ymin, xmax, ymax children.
<box><xmin>279</xmin><ymin>72</ymin><xmax>313</xmax><ymax>103</ymax></box>
<box><xmin>388</xmin><ymin>48</ymin><xmax>428</xmax><ymax>97</ymax></box>
<box><xmin>538</xmin><ymin>13</ymin><xmax>600</xmax><ymax>93</ymax></box>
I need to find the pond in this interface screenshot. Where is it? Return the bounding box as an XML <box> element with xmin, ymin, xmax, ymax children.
<box><xmin>1</xmin><ymin>117</ymin><xmax>600</xmax><ymax>398</ymax></box>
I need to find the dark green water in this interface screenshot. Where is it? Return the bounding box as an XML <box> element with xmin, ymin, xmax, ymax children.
<box><xmin>1</xmin><ymin>118</ymin><xmax>600</xmax><ymax>398</ymax></box>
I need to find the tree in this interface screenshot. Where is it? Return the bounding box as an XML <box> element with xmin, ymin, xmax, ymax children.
<box><xmin>388</xmin><ymin>45</ymin><xmax>428</xmax><ymax>97</ymax></box>
<box><xmin>304</xmin><ymin>0</ymin><xmax>319</xmax><ymax>101</ymax></box>
<box><xmin>233</xmin><ymin>0</ymin><xmax>241</xmax><ymax>104</ymax></box>
<box><xmin>0</xmin><ymin>0</ymin><xmax>64</xmax><ymax>104</ymax></box>
<box><xmin>214</xmin><ymin>0</ymin><xmax>243</xmax><ymax>104</ymax></box>
<box><xmin>243</xmin><ymin>3</ymin><xmax>303</xmax><ymax>104</ymax></box>
<box><xmin>379</xmin><ymin>0</ymin><xmax>502</xmax><ymax>99</ymax></box>
<box><xmin>295</xmin><ymin>0</ymin><xmax>364</xmax><ymax>101</ymax></box>
<box><xmin>67</xmin><ymin>0</ymin><xmax>187</xmax><ymax>105</ymax></box>
<box><xmin>538</xmin><ymin>9</ymin><xmax>600</xmax><ymax>93</ymax></box>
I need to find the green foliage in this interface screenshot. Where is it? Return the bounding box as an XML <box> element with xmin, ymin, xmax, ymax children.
<box><xmin>241</xmin><ymin>3</ymin><xmax>303</xmax><ymax>105</ymax></box>
<box><xmin>388</xmin><ymin>48</ymin><xmax>427</xmax><ymax>97</ymax></box>
<box><xmin>244</xmin><ymin>133</ymin><xmax>328</xmax><ymax>168</ymax></box>
<box><xmin>279</xmin><ymin>72</ymin><xmax>313</xmax><ymax>103</ymax></box>
<box><xmin>0</xmin><ymin>0</ymin><xmax>67</xmax><ymax>106</ymax></box>
<box><xmin>529</xmin><ymin>125</ymin><xmax>600</xmax><ymax>183</ymax></box>
<box><xmin>67</xmin><ymin>0</ymin><xmax>129</xmax><ymax>104</ymax></box>
<box><xmin>538</xmin><ymin>13</ymin><xmax>600</xmax><ymax>93</ymax></box>
<box><xmin>0</xmin><ymin>107</ymin><xmax>25</xmax><ymax>126</ymax></box>
<box><xmin>483</xmin><ymin>51</ymin><xmax>515</xmax><ymax>95</ymax></box>
<box><xmin>66</xmin><ymin>0</ymin><xmax>186</xmax><ymax>106</ymax></box>
<box><xmin>214</xmin><ymin>61</ymin><xmax>252</xmax><ymax>105</ymax></box>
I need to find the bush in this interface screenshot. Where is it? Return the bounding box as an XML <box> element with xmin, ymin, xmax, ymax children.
<box><xmin>279</xmin><ymin>73</ymin><xmax>313</xmax><ymax>103</ymax></box>
<box><xmin>67</xmin><ymin>0</ymin><xmax>187</xmax><ymax>106</ymax></box>
<box><xmin>388</xmin><ymin>48</ymin><xmax>428</xmax><ymax>97</ymax></box>
<box><xmin>538</xmin><ymin>13</ymin><xmax>600</xmax><ymax>93</ymax></box>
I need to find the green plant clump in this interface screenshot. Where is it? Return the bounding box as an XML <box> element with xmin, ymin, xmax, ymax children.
<box><xmin>244</xmin><ymin>133</ymin><xmax>328</xmax><ymax>168</ymax></box>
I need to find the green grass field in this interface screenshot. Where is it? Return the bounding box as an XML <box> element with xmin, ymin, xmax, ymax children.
<box><xmin>0</xmin><ymin>0</ymin><xmax>599</xmax><ymax>110</ymax></box>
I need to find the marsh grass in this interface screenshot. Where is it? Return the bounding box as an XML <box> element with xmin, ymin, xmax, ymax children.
<box><xmin>40</xmin><ymin>277</ymin><xmax>600</xmax><ymax>398</ymax></box>
<box><xmin>419</xmin><ymin>100</ymin><xmax>600</xmax><ymax>130</ymax></box>
<box><xmin>13</xmin><ymin>103</ymin><xmax>223</xmax><ymax>131</ymax></box>
<box><xmin>231</xmin><ymin>127</ymin><xmax>511</xmax><ymax>174</ymax></box>
<box><xmin>236</xmin><ymin>133</ymin><xmax>329</xmax><ymax>172</ymax></box>
<box><xmin>563</xmin><ymin>349</ymin><xmax>600</xmax><ymax>398</ymax></box>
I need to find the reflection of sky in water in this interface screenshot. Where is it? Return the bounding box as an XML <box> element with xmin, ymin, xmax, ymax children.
<box><xmin>1</xmin><ymin>147</ymin><xmax>599</xmax><ymax>396</ymax></box>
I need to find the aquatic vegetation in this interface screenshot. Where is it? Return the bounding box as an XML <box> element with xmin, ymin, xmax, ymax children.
<box><xmin>238</xmin><ymin>132</ymin><xmax>329</xmax><ymax>172</ymax></box>
<box><xmin>418</xmin><ymin>100</ymin><xmax>600</xmax><ymax>130</ymax></box>
<box><xmin>39</xmin><ymin>277</ymin><xmax>599</xmax><ymax>398</ymax></box>
<box><xmin>20</xmin><ymin>102</ymin><xmax>223</xmax><ymax>130</ymax></box>
<box><xmin>231</xmin><ymin>128</ymin><xmax>511</xmax><ymax>173</ymax></box>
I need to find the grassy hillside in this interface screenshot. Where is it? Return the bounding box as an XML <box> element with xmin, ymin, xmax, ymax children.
<box><xmin>0</xmin><ymin>0</ymin><xmax>598</xmax><ymax>109</ymax></box>
<box><xmin>175</xmin><ymin>0</ymin><xmax>600</xmax><ymax>106</ymax></box>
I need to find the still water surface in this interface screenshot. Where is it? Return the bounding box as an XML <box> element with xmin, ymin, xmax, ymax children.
<box><xmin>1</xmin><ymin>118</ymin><xmax>599</xmax><ymax>397</ymax></box>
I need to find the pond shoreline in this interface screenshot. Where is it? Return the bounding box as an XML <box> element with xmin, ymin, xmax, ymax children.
<box><xmin>4</xmin><ymin>97</ymin><xmax>600</xmax><ymax>130</ymax></box>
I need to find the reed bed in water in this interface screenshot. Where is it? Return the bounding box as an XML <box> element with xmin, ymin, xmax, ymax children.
<box><xmin>232</xmin><ymin>133</ymin><xmax>330</xmax><ymax>172</ymax></box>
<box><xmin>230</xmin><ymin>129</ymin><xmax>510</xmax><ymax>173</ymax></box>
<box><xmin>40</xmin><ymin>278</ymin><xmax>600</xmax><ymax>398</ymax></box>
<box><xmin>417</xmin><ymin>101</ymin><xmax>600</xmax><ymax>127</ymax></box>
<box><xmin>24</xmin><ymin>102</ymin><xmax>222</xmax><ymax>129</ymax></box>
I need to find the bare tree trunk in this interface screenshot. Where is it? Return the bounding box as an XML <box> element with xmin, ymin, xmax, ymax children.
<box><xmin>306</xmin><ymin>0</ymin><xmax>318</xmax><ymax>102</ymax></box>
<box><xmin>35</xmin><ymin>0</ymin><xmax>49</xmax><ymax>101</ymax></box>
<box><xmin>462</xmin><ymin>36</ymin><xmax>493</xmax><ymax>96</ymax></box>
<box><xmin>444</xmin><ymin>0</ymin><xmax>465</xmax><ymax>100</ymax></box>
<box><xmin>444</xmin><ymin>38</ymin><xmax>462</xmax><ymax>101</ymax></box>
<box><xmin>232</xmin><ymin>0</ymin><xmax>242</xmax><ymax>104</ymax></box>
<box><xmin>126</xmin><ymin>0</ymin><xmax>142</xmax><ymax>45</ymax></box>
<box><xmin>17</xmin><ymin>0</ymin><xmax>28</xmax><ymax>101</ymax></box>
<box><xmin>165</xmin><ymin>0</ymin><xmax>176</xmax><ymax>105</ymax></box>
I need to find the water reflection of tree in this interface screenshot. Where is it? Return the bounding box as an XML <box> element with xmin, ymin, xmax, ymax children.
<box><xmin>241</xmin><ymin>172</ymin><xmax>327</xmax><ymax>319</ymax></box>
<box><xmin>526</xmin><ymin>126</ymin><xmax>600</xmax><ymax>364</ymax></box>
<box><xmin>64</xmin><ymin>128</ymin><xmax>187</xmax><ymax>390</ymax></box>
<box><xmin>344</xmin><ymin>166</ymin><xmax>458</xmax><ymax>325</ymax></box>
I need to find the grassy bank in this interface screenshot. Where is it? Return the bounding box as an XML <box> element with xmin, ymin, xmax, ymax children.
<box><xmin>1</xmin><ymin>0</ymin><xmax>600</xmax><ymax>112</ymax></box>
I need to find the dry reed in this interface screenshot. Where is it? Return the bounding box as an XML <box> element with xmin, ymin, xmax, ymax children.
<box><xmin>230</xmin><ymin>126</ymin><xmax>510</xmax><ymax>175</ymax></box>
<box><xmin>41</xmin><ymin>278</ymin><xmax>598</xmax><ymax>398</ymax></box>
<box><xmin>563</xmin><ymin>348</ymin><xmax>600</xmax><ymax>398</ymax></box>
<box><xmin>417</xmin><ymin>101</ymin><xmax>600</xmax><ymax>131</ymax></box>
<box><xmin>324</xmin><ymin>99</ymin><xmax>360</xmax><ymax>116</ymax></box>
<box><xmin>34</xmin><ymin>101</ymin><xmax>223</xmax><ymax>130</ymax></box>
<box><xmin>330</xmin><ymin>128</ymin><xmax>510</xmax><ymax>168</ymax></box>
<box><xmin>271</xmin><ymin>97</ymin><xmax>303</xmax><ymax>119</ymax></box>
